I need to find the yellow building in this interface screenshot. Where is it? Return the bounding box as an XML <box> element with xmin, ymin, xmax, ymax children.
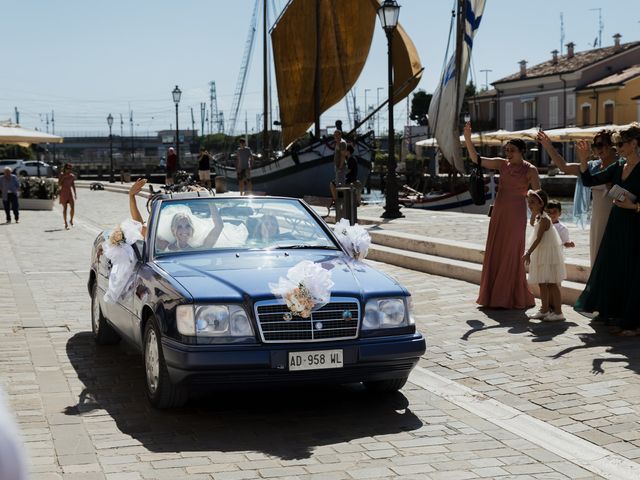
<box><xmin>576</xmin><ymin>65</ymin><xmax>640</xmax><ymax>126</ymax></box>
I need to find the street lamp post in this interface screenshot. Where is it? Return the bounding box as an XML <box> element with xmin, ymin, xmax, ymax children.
<box><xmin>378</xmin><ymin>0</ymin><xmax>402</xmax><ymax>219</ymax></box>
<box><xmin>172</xmin><ymin>85</ymin><xmax>182</xmax><ymax>170</ymax></box>
<box><xmin>107</xmin><ymin>114</ymin><xmax>114</xmax><ymax>183</ymax></box>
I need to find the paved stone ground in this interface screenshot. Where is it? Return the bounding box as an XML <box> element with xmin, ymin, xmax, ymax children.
<box><xmin>0</xmin><ymin>188</ymin><xmax>638</xmax><ymax>479</ymax></box>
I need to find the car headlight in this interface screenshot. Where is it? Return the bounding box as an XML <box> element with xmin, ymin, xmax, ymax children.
<box><xmin>362</xmin><ymin>298</ymin><xmax>411</xmax><ymax>330</ymax></box>
<box><xmin>176</xmin><ymin>305</ymin><xmax>255</xmax><ymax>338</ymax></box>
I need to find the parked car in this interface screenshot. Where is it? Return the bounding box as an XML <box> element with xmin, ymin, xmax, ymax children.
<box><xmin>19</xmin><ymin>161</ymin><xmax>57</xmax><ymax>177</ymax></box>
<box><xmin>0</xmin><ymin>159</ymin><xmax>57</xmax><ymax>177</ymax></box>
<box><xmin>88</xmin><ymin>193</ymin><xmax>426</xmax><ymax>408</ymax></box>
<box><xmin>0</xmin><ymin>159</ymin><xmax>26</xmax><ymax>174</ymax></box>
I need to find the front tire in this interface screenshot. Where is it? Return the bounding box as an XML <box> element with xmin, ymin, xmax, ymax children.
<box><xmin>364</xmin><ymin>377</ymin><xmax>408</xmax><ymax>393</ymax></box>
<box><xmin>91</xmin><ymin>282</ymin><xmax>120</xmax><ymax>345</ymax></box>
<box><xmin>143</xmin><ymin>317</ymin><xmax>188</xmax><ymax>408</ymax></box>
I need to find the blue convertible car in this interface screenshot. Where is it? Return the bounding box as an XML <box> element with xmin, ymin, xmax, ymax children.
<box><xmin>88</xmin><ymin>192</ymin><xmax>426</xmax><ymax>408</ymax></box>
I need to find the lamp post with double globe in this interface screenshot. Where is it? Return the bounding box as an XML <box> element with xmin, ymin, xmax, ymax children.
<box><xmin>107</xmin><ymin>113</ymin><xmax>114</xmax><ymax>183</ymax></box>
<box><xmin>172</xmin><ymin>85</ymin><xmax>182</xmax><ymax>170</ymax></box>
<box><xmin>378</xmin><ymin>0</ymin><xmax>403</xmax><ymax>219</ymax></box>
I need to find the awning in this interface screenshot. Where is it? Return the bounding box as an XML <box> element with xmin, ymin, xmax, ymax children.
<box><xmin>0</xmin><ymin>123</ymin><xmax>64</xmax><ymax>147</ymax></box>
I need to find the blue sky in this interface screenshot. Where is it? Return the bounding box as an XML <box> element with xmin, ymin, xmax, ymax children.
<box><xmin>1</xmin><ymin>0</ymin><xmax>638</xmax><ymax>136</ymax></box>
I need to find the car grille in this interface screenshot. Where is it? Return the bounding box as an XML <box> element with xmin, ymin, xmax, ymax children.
<box><xmin>255</xmin><ymin>298</ymin><xmax>360</xmax><ymax>343</ymax></box>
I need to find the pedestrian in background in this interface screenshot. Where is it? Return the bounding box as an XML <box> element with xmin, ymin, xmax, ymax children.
<box><xmin>524</xmin><ymin>189</ymin><xmax>567</xmax><ymax>321</ymax></box>
<box><xmin>538</xmin><ymin>130</ymin><xmax>617</xmax><ymax>265</ymax></box>
<box><xmin>329</xmin><ymin>129</ymin><xmax>347</xmax><ymax>205</ymax></box>
<box><xmin>58</xmin><ymin>163</ymin><xmax>77</xmax><ymax>229</ymax></box>
<box><xmin>0</xmin><ymin>167</ymin><xmax>20</xmax><ymax>224</ymax></box>
<box><xmin>197</xmin><ymin>147</ymin><xmax>212</xmax><ymax>189</ymax></box>
<box><xmin>464</xmin><ymin>122</ymin><xmax>540</xmax><ymax>310</ymax></box>
<box><xmin>236</xmin><ymin>138</ymin><xmax>253</xmax><ymax>195</ymax></box>
<box><xmin>166</xmin><ymin>147</ymin><xmax>177</xmax><ymax>185</ymax></box>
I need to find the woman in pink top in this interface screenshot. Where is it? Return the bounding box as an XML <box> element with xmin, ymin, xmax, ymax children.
<box><xmin>58</xmin><ymin>163</ymin><xmax>77</xmax><ymax>229</ymax></box>
<box><xmin>464</xmin><ymin>123</ymin><xmax>541</xmax><ymax>309</ymax></box>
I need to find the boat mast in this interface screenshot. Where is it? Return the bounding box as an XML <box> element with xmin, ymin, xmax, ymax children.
<box><xmin>262</xmin><ymin>0</ymin><xmax>269</xmax><ymax>158</ymax></box>
<box><xmin>313</xmin><ymin>0</ymin><xmax>321</xmax><ymax>138</ymax></box>
<box><xmin>454</xmin><ymin>0</ymin><xmax>465</xmax><ymax>124</ymax></box>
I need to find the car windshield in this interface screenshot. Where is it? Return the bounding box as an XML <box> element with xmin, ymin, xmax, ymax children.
<box><xmin>153</xmin><ymin>197</ymin><xmax>337</xmax><ymax>255</ymax></box>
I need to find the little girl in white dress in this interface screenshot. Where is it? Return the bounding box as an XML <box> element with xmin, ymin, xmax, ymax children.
<box><xmin>524</xmin><ymin>189</ymin><xmax>567</xmax><ymax>321</ymax></box>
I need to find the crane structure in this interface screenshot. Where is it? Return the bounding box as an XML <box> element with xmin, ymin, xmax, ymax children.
<box><xmin>209</xmin><ymin>81</ymin><xmax>224</xmax><ymax>134</ymax></box>
<box><xmin>227</xmin><ymin>0</ymin><xmax>260</xmax><ymax>137</ymax></box>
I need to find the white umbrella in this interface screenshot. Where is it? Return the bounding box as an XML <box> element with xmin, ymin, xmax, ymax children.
<box><xmin>0</xmin><ymin>123</ymin><xmax>64</xmax><ymax>146</ymax></box>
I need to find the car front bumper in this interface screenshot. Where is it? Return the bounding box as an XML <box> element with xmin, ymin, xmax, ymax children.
<box><xmin>162</xmin><ymin>333</ymin><xmax>426</xmax><ymax>387</ymax></box>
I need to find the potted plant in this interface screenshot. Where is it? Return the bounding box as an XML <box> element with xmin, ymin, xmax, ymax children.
<box><xmin>19</xmin><ymin>177</ymin><xmax>60</xmax><ymax>210</ymax></box>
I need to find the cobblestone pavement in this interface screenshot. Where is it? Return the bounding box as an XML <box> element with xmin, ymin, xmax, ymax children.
<box><xmin>0</xmin><ymin>188</ymin><xmax>638</xmax><ymax>479</ymax></box>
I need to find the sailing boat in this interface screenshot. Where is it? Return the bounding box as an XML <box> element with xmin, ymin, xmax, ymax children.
<box><xmin>214</xmin><ymin>0</ymin><xmax>423</xmax><ymax>198</ymax></box>
<box><xmin>399</xmin><ymin>0</ymin><xmax>491</xmax><ymax>212</ymax></box>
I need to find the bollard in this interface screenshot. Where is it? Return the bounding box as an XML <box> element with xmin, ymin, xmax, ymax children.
<box><xmin>215</xmin><ymin>176</ymin><xmax>227</xmax><ymax>193</ymax></box>
<box><xmin>336</xmin><ymin>186</ymin><xmax>357</xmax><ymax>225</ymax></box>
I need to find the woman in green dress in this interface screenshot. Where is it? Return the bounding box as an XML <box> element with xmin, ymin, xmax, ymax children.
<box><xmin>574</xmin><ymin>124</ymin><xmax>640</xmax><ymax>336</ymax></box>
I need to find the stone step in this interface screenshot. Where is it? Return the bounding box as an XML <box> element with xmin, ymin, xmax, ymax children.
<box><xmin>366</xmin><ymin>225</ymin><xmax>591</xmax><ymax>285</ymax></box>
<box><xmin>368</xmin><ymin>243</ymin><xmax>584</xmax><ymax>306</ymax></box>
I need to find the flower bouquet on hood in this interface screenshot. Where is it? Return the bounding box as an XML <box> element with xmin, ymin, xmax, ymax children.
<box><xmin>333</xmin><ymin>219</ymin><xmax>371</xmax><ymax>260</ymax></box>
<box><xmin>269</xmin><ymin>260</ymin><xmax>334</xmax><ymax>320</ymax></box>
<box><xmin>102</xmin><ymin>218</ymin><xmax>144</xmax><ymax>303</ymax></box>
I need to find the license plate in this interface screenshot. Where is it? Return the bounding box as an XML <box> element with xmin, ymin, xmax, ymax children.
<box><xmin>288</xmin><ymin>349</ymin><xmax>343</xmax><ymax>371</ymax></box>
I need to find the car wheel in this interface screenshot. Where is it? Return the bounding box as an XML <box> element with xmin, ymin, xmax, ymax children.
<box><xmin>19</xmin><ymin>170</ymin><xmax>28</xmax><ymax>177</ymax></box>
<box><xmin>91</xmin><ymin>282</ymin><xmax>120</xmax><ymax>345</ymax></box>
<box><xmin>143</xmin><ymin>317</ymin><xmax>188</xmax><ymax>408</ymax></box>
<box><xmin>364</xmin><ymin>376</ymin><xmax>408</xmax><ymax>393</ymax></box>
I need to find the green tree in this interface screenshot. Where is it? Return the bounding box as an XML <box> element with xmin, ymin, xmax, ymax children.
<box><xmin>410</xmin><ymin>90</ymin><xmax>432</xmax><ymax>126</ymax></box>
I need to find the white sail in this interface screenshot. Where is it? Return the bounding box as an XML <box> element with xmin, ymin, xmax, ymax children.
<box><xmin>428</xmin><ymin>0</ymin><xmax>486</xmax><ymax>172</ymax></box>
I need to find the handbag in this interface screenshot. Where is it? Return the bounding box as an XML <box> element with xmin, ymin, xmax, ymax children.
<box><xmin>468</xmin><ymin>156</ymin><xmax>486</xmax><ymax>205</ymax></box>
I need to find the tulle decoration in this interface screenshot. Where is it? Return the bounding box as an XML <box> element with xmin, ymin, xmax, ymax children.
<box><xmin>102</xmin><ymin>219</ymin><xmax>143</xmax><ymax>304</ymax></box>
<box><xmin>269</xmin><ymin>260</ymin><xmax>334</xmax><ymax>319</ymax></box>
<box><xmin>332</xmin><ymin>219</ymin><xmax>371</xmax><ymax>260</ymax></box>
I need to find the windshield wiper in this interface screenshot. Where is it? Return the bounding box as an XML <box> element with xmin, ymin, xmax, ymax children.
<box><xmin>275</xmin><ymin>245</ymin><xmax>338</xmax><ymax>250</ymax></box>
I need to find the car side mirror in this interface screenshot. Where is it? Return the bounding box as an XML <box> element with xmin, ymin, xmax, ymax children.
<box><xmin>133</xmin><ymin>240</ymin><xmax>145</xmax><ymax>261</ymax></box>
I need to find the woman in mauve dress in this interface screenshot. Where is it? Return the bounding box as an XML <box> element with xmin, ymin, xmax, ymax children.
<box><xmin>58</xmin><ymin>163</ymin><xmax>76</xmax><ymax>229</ymax></box>
<box><xmin>464</xmin><ymin>122</ymin><xmax>540</xmax><ymax>309</ymax></box>
<box><xmin>538</xmin><ymin>129</ymin><xmax>617</xmax><ymax>265</ymax></box>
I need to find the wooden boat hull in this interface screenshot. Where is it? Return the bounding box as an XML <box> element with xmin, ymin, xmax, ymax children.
<box><xmin>215</xmin><ymin>138</ymin><xmax>372</xmax><ymax>198</ymax></box>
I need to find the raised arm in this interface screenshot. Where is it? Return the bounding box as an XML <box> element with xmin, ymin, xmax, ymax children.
<box><xmin>129</xmin><ymin>178</ymin><xmax>148</xmax><ymax>237</ymax></box>
<box><xmin>202</xmin><ymin>203</ymin><xmax>224</xmax><ymax>247</ymax></box>
<box><xmin>463</xmin><ymin>122</ymin><xmax>504</xmax><ymax>170</ymax></box>
<box><xmin>537</xmin><ymin>131</ymin><xmax>580</xmax><ymax>175</ymax></box>
<box><xmin>577</xmin><ymin>140</ymin><xmax>617</xmax><ymax>187</ymax></box>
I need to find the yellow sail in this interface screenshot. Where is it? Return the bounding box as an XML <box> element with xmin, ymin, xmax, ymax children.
<box><xmin>272</xmin><ymin>0</ymin><xmax>423</xmax><ymax>146</ymax></box>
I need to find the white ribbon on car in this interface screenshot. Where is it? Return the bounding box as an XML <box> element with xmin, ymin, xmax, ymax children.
<box><xmin>102</xmin><ymin>218</ymin><xmax>143</xmax><ymax>304</ymax></box>
<box><xmin>332</xmin><ymin>219</ymin><xmax>371</xmax><ymax>260</ymax></box>
<box><xmin>269</xmin><ymin>260</ymin><xmax>334</xmax><ymax>319</ymax></box>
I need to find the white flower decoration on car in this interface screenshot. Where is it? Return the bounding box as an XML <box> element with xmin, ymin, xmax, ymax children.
<box><xmin>333</xmin><ymin>219</ymin><xmax>371</xmax><ymax>260</ymax></box>
<box><xmin>269</xmin><ymin>260</ymin><xmax>334</xmax><ymax>319</ymax></box>
<box><xmin>102</xmin><ymin>218</ymin><xmax>143</xmax><ymax>303</ymax></box>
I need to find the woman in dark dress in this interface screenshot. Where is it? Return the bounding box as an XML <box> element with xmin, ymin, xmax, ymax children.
<box><xmin>574</xmin><ymin>124</ymin><xmax>640</xmax><ymax>335</ymax></box>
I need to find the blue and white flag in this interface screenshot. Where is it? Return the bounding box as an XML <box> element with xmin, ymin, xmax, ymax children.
<box><xmin>428</xmin><ymin>0</ymin><xmax>485</xmax><ymax>172</ymax></box>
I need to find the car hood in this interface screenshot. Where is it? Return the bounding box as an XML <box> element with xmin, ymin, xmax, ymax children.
<box><xmin>155</xmin><ymin>250</ymin><xmax>405</xmax><ymax>303</ymax></box>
